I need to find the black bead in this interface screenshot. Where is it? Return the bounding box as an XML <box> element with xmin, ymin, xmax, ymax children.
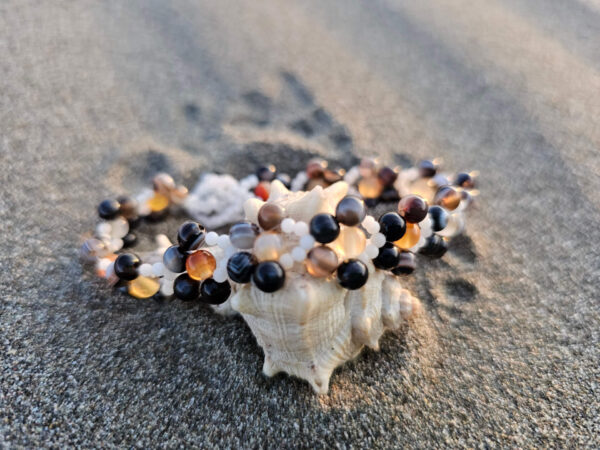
<box><xmin>256</xmin><ymin>165</ymin><xmax>276</xmax><ymax>182</ymax></box>
<box><xmin>177</xmin><ymin>221</ymin><xmax>206</xmax><ymax>252</ymax></box>
<box><xmin>173</xmin><ymin>274</ymin><xmax>200</xmax><ymax>301</ymax></box>
<box><xmin>309</xmin><ymin>213</ymin><xmax>340</xmax><ymax>244</ymax></box>
<box><xmin>378</xmin><ymin>212</ymin><xmax>406</xmax><ymax>242</ymax></box>
<box><xmin>428</xmin><ymin>205</ymin><xmax>449</xmax><ymax>232</ymax></box>
<box><xmin>98</xmin><ymin>199</ymin><xmax>120</xmax><ymax>220</ymax></box>
<box><xmin>200</xmin><ymin>278</ymin><xmax>232</xmax><ymax>305</ymax></box>
<box><xmin>337</xmin><ymin>259</ymin><xmax>369</xmax><ymax>290</ymax></box>
<box><xmin>275</xmin><ymin>173</ymin><xmax>292</xmax><ymax>189</ymax></box>
<box><xmin>114</xmin><ymin>253</ymin><xmax>141</xmax><ymax>280</ymax></box>
<box><xmin>418</xmin><ymin>160</ymin><xmax>437</xmax><ymax>178</ymax></box>
<box><xmin>392</xmin><ymin>252</ymin><xmax>416</xmax><ymax>275</ymax></box>
<box><xmin>455</xmin><ymin>172</ymin><xmax>474</xmax><ymax>188</ymax></box>
<box><xmin>127</xmin><ymin>215</ymin><xmax>142</xmax><ymax>230</ymax></box>
<box><xmin>227</xmin><ymin>252</ymin><xmax>257</xmax><ymax>283</ymax></box>
<box><xmin>122</xmin><ymin>233</ymin><xmax>138</xmax><ymax>248</ymax></box>
<box><xmin>419</xmin><ymin>235</ymin><xmax>448</xmax><ymax>258</ymax></box>
<box><xmin>372</xmin><ymin>243</ymin><xmax>401</xmax><ymax>270</ymax></box>
<box><xmin>252</xmin><ymin>261</ymin><xmax>286</xmax><ymax>293</ymax></box>
<box><xmin>163</xmin><ymin>245</ymin><xmax>187</xmax><ymax>273</ymax></box>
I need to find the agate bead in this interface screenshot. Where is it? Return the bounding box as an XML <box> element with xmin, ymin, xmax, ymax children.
<box><xmin>378</xmin><ymin>212</ymin><xmax>406</xmax><ymax>242</ymax></box>
<box><xmin>357</xmin><ymin>176</ymin><xmax>383</xmax><ymax>199</ymax></box>
<box><xmin>258</xmin><ymin>203</ymin><xmax>285</xmax><ymax>230</ymax></box>
<box><xmin>372</xmin><ymin>243</ymin><xmax>401</xmax><ymax>270</ymax></box>
<box><xmin>173</xmin><ymin>273</ymin><xmax>200</xmax><ymax>301</ymax></box>
<box><xmin>398</xmin><ymin>195</ymin><xmax>428</xmax><ymax>223</ymax></box>
<box><xmin>331</xmin><ymin>225</ymin><xmax>366</xmax><ymax>259</ymax></box>
<box><xmin>252</xmin><ymin>261</ymin><xmax>286</xmax><ymax>293</ymax></box>
<box><xmin>163</xmin><ymin>245</ymin><xmax>187</xmax><ymax>273</ymax></box>
<box><xmin>418</xmin><ymin>160</ymin><xmax>437</xmax><ymax>178</ymax></box>
<box><xmin>428</xmin><ymin>205</ymin><xmax>448</xmax><ymax>232</ymax></box>
<box><xmin>419</xmin><ymin>235</ymin><xmax>448</xmax><ymax>258</ymax></box>
<box><xmin>392</xmin><ymin>252</ymin><xmax>416</xmax><ymax>275</ymax></box>
<box><xmin>335</xmin><ymin>196</ymin><xmax>366</xmax><ymax>226</ymax></box>
<box><xmin>185</xmin><ymin>250</ymin><xmax>216</xmax><ymax>281</ymax></box>
<box><xmin>114</xmin><ymin>253</ymin><xmax>141</xmax><ymax>280</ymax></box>
<box><xmin>306</xmin><ymin>246</ymin><xmax>339</xmax><ymax>277</ymax></box>
<box><xmin>128</xmin><ymin>276</ymin><xmax>160</xmax><ymax>298</ymax></box>
<box><xmin>337</xmin><ymin>259</ymin><xmax>369</xmax><ymax>290</ymax></box>
<box><xmin>98</xmin><ymin>199</ymin><xmax>120</xmax><ymax>220</ymax></box>
<box><xmin>177</xmin><ymin>221</ymin><xmax>206</xmax><ymax>251</ymax></box>
<box><xmin>253</xmin><ymin>232</ymin><xmax>284</xmax><ymax>261</ymax></box>
<box><xmin>433</xmin><ymin>186</ymin><xmax>461</xmax><ymax>211</ymax></box>
<box><xmin>200</xmin><ymin>278</ymin><xmax>232</xmax><ymax>305</ymax></box>
<box><xmin>227</xmin><ymin>252</ymin><xmax>257</xmax><ymax>283</ymax></box>
<box><xmin>394</xmin><ymin>223</ymin><xmax>421</xmax><ymax>250</ymax></box>
<box><xmin>229</xmin><ymin>221</ymin><xmax>260</xmax><ymax>249</ymax></box>
<box><xmin>309</xmin><ymin>213</ymin><xmax>340</xmax><ymax>244</ymax></box>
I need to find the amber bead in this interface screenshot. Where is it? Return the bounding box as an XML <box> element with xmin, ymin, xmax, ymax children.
<box><xmin>428</xmin><ymin>205</ymin><xmax>448</xmax><ymax>232</ymax></box>
<box><xmin>200</xmin><ymin>278</ymin><xmax>232</xmax><ymax>305</ymax></box>
<box><xmin>186</xmin><ymin>250</ymin><xmax>216</xmax><ymax>281</ymax></box>
<box><xmin>117</xmin><ymin>196</ymin><xmax>138</xmax><ymax>219</ymax></box>
<box><xmin>359</xmin><ymin>158</ymin><xmax>377</xmax><ymax>178</ymax></box>
<box><xmin>173</xmin><ymin>274</ymin><xmax>200</xmax><ymax>301</ymax></box>
<box><xmin>147</xmin><ymin>193</ymin><xmax>170</xmax><ymax>212</ymax></box>
<box><xmin>229</xmin><ymin>221</ymin><xmax>260</xmax><ymax>249</ymax></box>
<box><xmin>163</xmin><ymin>245</ymin><xmax>187</xmax><ymax>273</ymax></box>
<box><xmin>177</xmin><ymin>221</ymin><xmax>206</xmax><ymax>251</ymax></box>
<box><xmin>253</xmin><ymin>232</ymin><xmax>283</xmax><ymax>261</ymax></box>
<box><xmin>153</xmin><ymin>173</ymin><xmax>176</xmax><ymax>195</ymax></box>
<box><xmin>310</xmin><ymin>213</ymin><xmax>340</xmax><ymax>244</ymax></box>
<box><xmin>335</xmin><ymin>196</ymin><xmax>366</xmax><ymax>226</ymax></box>
<box><xmin>434</xmin><ymin>186</ymin><xmax>461</xmax><ymax>211</ymax></box>
<box><xmin>378</xmin><ymin>212</ymin><xmax>406</xmax><ymax>242</ymax></box>
<box><xmin>392</xmin><ymin>252</ymin><xmax>416</xmax><ymax>275</ymax></box>
<box><xmin>419</xmin><ymin>235</ymin><xmax>448</xmax><ymax>258</ymax></box>
<box><xmin>377</xmin><ymin>166</ymin><xmax>398</xmax><ymax>187</ymax></box>
<box><xmin>98</xmin><ymin>199</ymin><xmax>120</xmax><ymax>220</ymax></box>
<box><xmin>358</xmin><ymin>176</ymin><xmax>383</xmax><ymax>199</ymax></box>
<box><xmin>128</xmin><ymin>276</ymin><xmax>160</xmax><ymax>299</ymax></box>
<box><xmin>252</xmin><ymin>261</ymin><xmax>286</xmax><ymax>293</ymax></box>
<box><xmin>372</xmin><ymin>243</ymin><xmax>401</xmax><ymax>270</ymax></box>
<box><xmin>394</xmin><ymin>223</ymin><xmax>421</xmax><ymax>250</ymax></box>
<box><xmin>398</xmin><ymin>195</ymin><xmax>428</xmax><ymax>223</ymax></box>
<box><xmin>114</xmin><ymin>253</ymin><xmax>141</xmax><ymax>280</ymax></box>
<box><xmin>258</xmin><ymin>203</ymin><xmax>285</xmax><ymax>230</ymax></box>
<box><xmin>254</xmin><ymin>181</ymin><xmax>270</xmax><ymax>201</ymax></box>
<box><xmin>418</xmin><ymin>160</ymin><xmax>437</xmax><ymax>178</ymax></box>
<box><xmin>256</xmin><ymin>165</ymin><xmax>276</xmax><ymax>182</ymax></box>
<box><xmin>337</xmin><ymin>259</ymin><xmax>369</xmax><ymax>290</ymax></box>
<box><xmin>331</xmin><ymin>225</ymin><xmax>366</xmax><ymax>259</ymax></box>
<box><xmin>306</xmin><ymin>246</ymin><xmax>339</xmax><ymax>277</ymax></box>
<box><xmin>455</xmin><ymin>172</ymin><xmax>475</xmax><ymax>189</ymax></box>
<box><xmin>227</xmin><ymin>252</ymin><xmax>257</xmax><ymax>283</ymax></box>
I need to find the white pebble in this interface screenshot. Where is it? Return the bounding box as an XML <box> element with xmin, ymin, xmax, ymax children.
<box><xmin>205</xmin><ymin>231</ymin><xmax>219</xmax><ymax>246</ymax></box>
<box><xmin>299</xmin><ymin>234</ymin><xmax>315</xmax><ymax>250</ymax></box>
<box><xmin>371</xmin><ymin>233</ymin><xmax>387</xmax><ymax>248</ymax></box>
<box><xmin>279</xmin><ymin>253</ymin><xmax>294</xmax><ymax>269</ymax></box>
<box><xmin>109</xmin><ymin>217</ymin><xmax>129</xmax><ymax>239</ymax></box>
<box><xmin>139</xmin><ymin>263</ymin><xmax>154</xmax><ymax>277</ymax></box>
<box><xmin>96</xmin><ymin>222</ymin><xmax>112</xmax><ymax>238</ymax></box>
<box><xmin>217</xmin><ymin>234</ymin><xmax>230</xmax><ymax>249</ymax></box>
<box><xmin>212</xmin><ymin>267</ymin><xmax>228</xmax><ymax>283</ymax></box>
<box><xmin>281</xmin><ymin>218</ymin><xmax>296</xmax><ymax>234</ymax></box>
<box><xmin>152</xmin><ymin>262</ymin><xmax>165</xmax><ymax>277</ymax></box>
<box><xmin>293</xmin><ymin>221</ymin><xmax>309</xmax><ymax>237</ymax></box>
<box><xmin>365</xmin><ymin>244</ymin><xmax>379</xmax><ymax>259</ymax></box>
<box><xmin>291</xmin><ymin>246</ymin><xmax>307</xmax><ymax>262</ymax></box>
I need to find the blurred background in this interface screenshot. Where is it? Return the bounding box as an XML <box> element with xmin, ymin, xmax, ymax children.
<box><xmin>0</xmin><ymin>0</ymin><xmax>598</xmax><ymax>447</ymax></box>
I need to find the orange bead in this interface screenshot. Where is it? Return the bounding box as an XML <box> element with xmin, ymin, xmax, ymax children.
<box><xmin>330</xmin><ymin>225</ymin><xmax>366</xmax><ymax>259</ymax></box>
<box><xmin>254</xmin><ymin>181</ymin><xmax>270</xmax><ymax>201</ymax></box>
<box><xmin>128</xmin><ymin>276</ymin><xmax>160</xmax><ymax>299</ymax></box>
<box><xmin>147</xmin><ymin>193</ymin><xmax>170</xmax><ymax>212</ymax></box>
<box><xmin>358</xmin><ymin>176</ymin><xmax>383</xmax><ymax>199</ymax></box>
<box><xmin>394</xmin><ymin>223</ymin><xmax>421</xmax><ymax>250</ymax></box>
<box><xmin>186</xmin><ymin>250</ymin><xmax>216</xmax><ymax>281</ymax></box>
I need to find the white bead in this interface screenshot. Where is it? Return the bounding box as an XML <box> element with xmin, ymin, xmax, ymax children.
<box><xmin>105</xmin><ymin>262</ymin><xmax>115</xmax><ymax>279</ymax></box>
<box><xmin>139</xmin><ymin>263</ymin><xmax>154</xmax><ymax>277</ymax></box>
<box><xmin>371</xmin><ymin>233</ymin><xmax>387</xmax><ymax>248</ymax></box>
<box><xmin>279</xmin><ymin>253</ymin><xmax>294</xmax><ymax>269</ymax></box>
<box><xmin>109</xmin><ymin>217</ymin><xmax>129</xmax><ymax>239</ymax></box>
<box><xmin>163</xmin><ymin>269</ymin><xmax>179</xmax><ymax>280</ymax></box>
<box><xmin>152</xmin><ymin>262</ymin><xmax>165</xmax><ymax>277</ymax></box>
<box><xmin>160</xmin><ymin>279</ymin><xmax>174</xmax><ymax>296</ymax></box>
<box><xmin>291</xmin><ymin>246</ymin><xmax>307</xmax><ymax>262</ymax></box>
<box><xmin>365</xmin><ymin>219</ymin><xmax>380</xmax><ymax>235</ymax></box>
<box><xmin>299</xmin><ymin>234</ymin><xmax>316</xmax><ymax>250</ymax></box>
<box><xmin>293</xmin><ymin>221</ymin><xmax>309</xmax><ymax>237</ymax></box>
<box><xmin>97</xmin><ymin>258</ymin><xmax>112</xmax><ymax>271</ymax></box>
<box><xmin>205</xmin><ymin>231</ymin><xmax>219</xmax><ymax>246</ymax></box>
<box><xmin>365</xmin><ymin>244</ymin><xmax>379</xmax><ymax>259</ymax></box>
<box><xmin>212</xmin><ymin>267</ymin><xmax>228</xmax><ymax>283</ymax></box>
<box><xmin>217</xmin><ymin>234</ymin><xmax>230</xmax><ymax>249</ymax></box>
<box><xmin>225</xmin><ymin>245</ymin><xmax>237</xmax><ymax>257</ymax></box>
<box><xmin>108</xmin><ymin>238</ymin><xmax>123</xmax><ymax>252</ymax></box>
<box><xmin>281</xmin><ymin>218</ymin><xmax>296</xmax><ymax>233</ymax></box>
<box><xmin>96</xmin><ymin>222</ymin><xmax>112</xmax><ymax>238</ymax></box>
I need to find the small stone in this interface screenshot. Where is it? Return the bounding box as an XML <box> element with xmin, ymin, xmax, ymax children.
<box><xmin>186</xmin><ymin>250</ymin><xmax>217</xmax><ymax>281</ymax></box>
<box><xmin>433</xmin><ymin>186</ymin><xmax>461</xmax><ymax>211</ymax></box>
<box><xmin>335</xmin><ymin>196</ymin><xmax>366</xmax><ymax>226</ymax></box>
<box><xmin>428</xmin><ymin>205</ymin><xmax>449</xmax><ymax>232</ymax></box>
<box><xmin>331</xmin><ymin>225</ymin><xmax>366</xmax><ymax>259</ymax></box>
<box><xmin>177</xmin><ymin>221</ymin><xmax>206</xmax><ymax>251</ymax></box>
<box><xmin>419</xmin><ymin>235</ymin><xmax>448</xmax><ymax>258</ymax></box>
<box><xmin>217</xmin><ymin>234</ymin><xmax>230</xmax><ymax>249</ymax></box>
<box><xmin>306</xmin><ymin>246</ymin><xmax>338</xmax><ymax>277</ymax></box>
<box><xmin>418</xmin><ymin>160</ymin><xmax>437</xmax><ymax>178</ymax></box>
<box><xmin>337</xmin><ymin>259</ymin><xmax>369</xmax><ymax>290</ymax></box>
<box><xmin>455</xmin><ymin>172</ymin><xmax>475</xmax><ymax>188</ymax></box>
<box><xmin>253</xmin><ymin>232</ymin><xmax>283</xmax><ymax>261</ymax></box>
<box><xmin>299</xmin><ymin>234</ymin><xmax>316</xmax><ymax>250</ymax></box>
<box><xmin>279</xmin><ymin>253</ymin><xmax>294</xmax><ymax>269</ymax></box>
<box><xmin>162</xmin><ymin>245</ymin><xmax>187</xmax><ymax>273</ymax></box>
<box><xmin>293</xmin><ymin>221</ymin><xmax>309</xmax><ymax>237</ymax></box>
<box><xmin>122</xmin><ymin>233</ymin><xmax>137</xmax><ymax>248</ymax></box>
<box><xmin>378</xmin><ymin>212</ymin><xmax>406</xmax><ymax>242</ymax></box>
<box><xmin>358</xmin><ymin>176</ymin><xmax>383</xmax><ymax>199</ymax></box>
<box><xmin>281</xmin><ymin>218</ymin><xmax>296</xmax><ymax>234</ymax></box>
<box><xmin>371</xmin><ymin>233</ymin><xmax>387</xmax><ymax>248</ymax></box>
<box><xmin>109</xmin><ymin>217</ymin><xmax>129</xmax><ymax>238</ymax></box>
<box><xmin>258</xmin><ymin>203</ymin><xmax>285</xmax><ymax>230</ymax></box>
<box><xmin>291</xmin><ymin>246</ymin><xmax>307</xmax><ymax>262</ymax></box>
<box><xmin>365</xmin><ymin>243</ymin><xmax>379</xmax><ymax>259</ymax></box>
<box><xmin>147</xmin><ymin>193</ymin><xmax>170</xmax><ymax>212</ymax></box>
<box><xmin>205</xmin><ymin>231</ymin><xmax>219</xmax><ymax>246</ymax></box>
<box><xmin>372</xmin><ymin>243</ymin><xmax>401</xmax><ymax>270</ymax></box>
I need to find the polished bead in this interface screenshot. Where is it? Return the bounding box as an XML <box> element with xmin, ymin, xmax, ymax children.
<box><xmin>117</xmin><ymin>195</ymin><xmax>138</xmax><ymax>219</ymax></box>
<box><xmin>173</xmin><ymin>273</ymin><xmax>200</xmax><ymax>301</ymax></box>
<box><xmin>378</xmin><ymin>212</ymin><xmax>406</xmax><ymax>242</ymax></box>
<box><xmin>185</xmin><ymin>250</ymin><xmax>216</xmax><ymax>281</ymax></box>
<box><xmin>337</xmin><ymin>259</ymin><xmax>369</xmax><ymax>290</ymax></box>
<box><xmin>306</xmin><ymin>159</ymin><xmax>327</xmax><ymax>178</ymax></box>
<box><xmin>300</xmin><ymin>234</ymin><xmax>316</xmax><ymax>250</ymax></box>
<box><xmin>398</xmin><ymin>195</ymin><xmax>429</xmax><ymax>223</ymax></box>
<box><xmin>377</xmin><ymin>166</ymin><xmax>398</xmax><ymax>187</ymax></box>
<box><xmin>433</xmin><ymin>186</ymin><xmax>461</xmax><ymax>211</ymax></box>
<box><xmin>162</xmin><ymin>245</ymin><xmax>187</xmax><ymax>273</ymax></box>
<box><xmin>128</xmin><ymin>276</ymin><xmax>160</xmax><ymax>299</ymax></box>
<box><xmin>362</xmin><ymin>216</ymin><xmax>380</xmax><ymax>235</ymax></box>
<box><xmin>394</xmin><ymin>223</ymin><xmax>421</xmax><ymax>250</ymax></box>
<box><xmin>258</xmin><ymin>203</ymin><xmax>285</xmax><ymax>230</ymax></box>
<box><xmin>455</xmin><ymin>172</ymin><xmax>475</xmax><ymax>188</ymax></box>
<box><xmin>98</xmin><ymin>199</ymin><xmax>120</xmax><ymax>220</ymax></box>
<box><xmin>109</xmin><ymin>217</ymin><xmax>129</xmax><ymax>239</ymax></box>
<box><xmin>153</xmin><ymin>173</ymin><xmax>176</xmax><ymax>195</ymax></box>
<box><xmin>252</xmin><ymin>261</ymin><xmax>286</xmax><ymax>293</ymax></box>
<box><xmin>365</xmin><ymin>243</ymin><xmax>380</xmax><ymax>259</ymax></box>
<box><xmin>306</xmin><ymin>246</ymin><xmax>338</xmax><ymax>277</ymax></box>
<box><xmin>331</xmin><ymin>225</ymin><xmax>366</xmax><ymax>259</ymax></box>
<box><xmin>323</xmin><ymin>169</ymin><xmax>343</xmax><ymax>184</ymax></box>
<box><xmin>392</xmin><ymin>252</ymin><xmax>416</xmax><ymax>275</ymax></box>
<box><xmin>256</xmin><ymin>165</ymin><xmax>276</xmax><ymax>182</ymax></box>
<box><xmin>309</xmin><ymin>213</ymin><xmax>340</xmax><ymax>244</ymax></box>
<box><xmin>428</xmin><ymin>205</ymin><xmax>449</xmax><ymax>232</ymax></box>
<box><xmin>229</xmin><ymin>221</ymin><xmax>260</xmax><ymax>249</ymax></box>
<box><xmin>205</xmin><ymin>231</ymin><xmax>219</xmax><ymax>246</ymax></box>
<box><xmin>357</xmin><ymin>176</ymin><xmax>383</xmax><ymax>199</ymax></box>
<box><xmin>293</xmin><ymin>221</ymin><xmax>309</xmax><ymax>236</ymax></box>
<box><xmin>306</xmin><ymin>178</ymin><xmax>328</xmax><ymax>191</ymax></box>
<box><xmin>371</xmin><ymin>232</ymin><xmax>387</xmax><ymax>248</ymax></box>
<box><xmin>177</xmin><ymin>221</ymin><xmax>206</xmax><ymax>251</ymax></box>
<box><xmin>212</xmin><ymin>267</ymin><xmax>228</xmax><ymax>283</ymax></box>
<box><xmin>114</xmin><ymin>253</ymin><xmax>141</xmax><ymax>280</ymax></box>
<box><xmin>419</xmin><ymin>235</ymin><xmax>448</xmax><ymax>258</ymax></box>
<box><xmin>372</xmin><ymin>242</ymin><xmax>401</xmax><ymax>270</ymax></box>
<box><xmin>359</xmin><ymin>158</ymin><xmax>377</xmax><ymax>178</ymax></box>
<box><xmin>335</xmin><ymin>196</ymin><xmax>366</xmax><ymax>226</ymax></box>
<box><xmin>122</xmin><ymin>233</ymin><xmax>137</xmax><ymax>248</ymax></box>
<box><xmin>253</xmin><ymin>232</ymin><xmax>283</xmax><ymax>261</ymax></box>
<box><xmin>171</xmin><ymin>185</ymin><xmax>188</xmax><ymax>204</ymax></box>
<box><xmin>147</xmin><ymin>193</ymin><xmax>170</xmax><ymax>212</ymax></box>
<box><xmin>281</xmin><ymin>218</ymin><xmax>295</xmax><ymax>234</ymax></box>
<box><xmin>200</xmin><ymin>278</ymin><xmax>232</xmax><ymax>305</ymax></box>
<box><xmin>227</xmin><ymin>252</ymin><xmax>257</xmax><ymax>283</ymax></box>
<box><xmin>418</xmin><ymin>160</ymin><xmax>437</xmax><ymax>178</ymax></box>
<box><xmin>254</xmin><ymin>182</ymin><xmax>270</xmax><ymax>201</ymax></box>
<box><xmin>291</xmin><ymin>246</ymin><xmax>307</xmax><ymax>261</ymax></box>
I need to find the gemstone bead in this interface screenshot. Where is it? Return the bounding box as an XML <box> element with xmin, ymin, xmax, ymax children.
<box><xmin>258</xmin><ymin>203</ymin><xmax>285</xmax><ymax>230</ymax></box>
<box><xmin>372</xmin><ymin>243</ymin><xmax>401</xmax><ymax>270</ymax></box>
<box><xmin>253</xmin><ymin>232</ymin><xmax>283</xmax><ymax>261</ymax></box>
<box><xmin>227</xmin><ymin>252</ymin><xmax>257</xmax><ymax>283</ymax></box>
<box><xmin>377</xmin><ymin>166</ymin><xmax>398</xmax><ymax>187</ymax></box>
<box><xmin>419</xmin><ymin>235</ymin><xmax>448</xmax><ymax>258</ymax></box>
<box><xmin>252</xmin><ymin>261</ymin><xmax>286</xmax><ymax>293</ymax></box>
<box><xmin>428</xmin><ymin>205</ymin><xmax>449</xmax><ymax>232</ymax></box>
<box><xmin>177</xmin><ymin>221</ymin><xmax>206</xmax><ymax>251</ymax></box>
<box><xmin>128</xmin><ymin>276</ymin><xmax>160</xmax><ymax>298</ymax></box>
<box><xmin>455</xmin><ymin>172</ymin><xmax>475</xmax><ymax>188</ymax></box>
<box><xmin>114</xmin><ymin>253</ymin><xmax>141</xmax><ymax>280</ymax></box>
<box><xmin>98</xmin><ymin>199</ymin><xmax>120</xmax><ymax>220</ymax></box>
<box><xmin>418</xmin><ymin>160</ymin><xmax>437</xmax><ymax>178</ymax></box>
<box><xmin>147</xmin><ymin>193</ymin><xmax>170</xmax><ymax>212</ymax></box>
<box><xmin>378</xmin><ymin>212</ymin><xmax>406</xmax><ymax>242</ymax></box>
<box><xmin>173</xmin><ymin>273</ymin><xmax>200</xmax><ymax>301</ymax></box>
<box><xmin>394</xmin><ymin>223</ymin><xmax>421</xmax><ymax>250</ymax></box>
<box><xmin>407</xmin><ymin>178</ymin><xmax>436</xmax><ymax>203</ymax></box>
<box><xmin>359</xmin><ymin>158</ymin><xmax>377</xmax><ymax>178</ymax></box>
<box><xmin>392</xmin><ymin>252</ymin><xmax>416</xmax><ymax>275</ymax></box>
<box><xmin>229</xmin><ymin>221</ymin><xmax>260</xmax><ymax>249</ymax></box>
<box><xmin>433</xmin><ymin>186</ymin><xmax>461</xmax><ymax>211</ymax></box>
<box><xmin>357</xmin><ymin>176</ymin><xmax>383</xmax><ymax>199</ymax></box>
<box><xmin>398</xmin><ymin>195</ymin><xmax>429</xmax><ymax>223</ymax></box>
<box><xmin>254</xmin><ymin>182</ymin><xmax>270</xmax><ymax>201</ymax></box>
<box><xmin>309</xmin><ymin>213</ymin><xmax>340</xmax><ymax>244</ymax></box>
<box><xmin>185</xmin><ymin>250</ymin><xmax>216</xmax><ymax>281</ymax></box>
<box><xmin>331</xmin><ymin>225</ymin><xmax>366</xmax><ymax>259</ymax></box>
<box><xmin>200</xmin><ymin>278</ymin><xmax>232</xmax><ymax>305</ymax></box>
<box><xmin>323</xmin><ymin>169</ymin><xmax>343</xmax><ymax>184</ymax></box>
<box><xmin>162</xmin><ymin>245</ymin><xmax>187</xmax><ymax>273</ymax></box>
<box><xmin>337</xmin><ymin>259</ymin><xmax>369</xmax><ymax>290</ymax></box>
<box><xmin>335</xmin><ymin>196</ymin><xmax>366</xmax><ymax>226</ymax></box>
<box><xmin>306</xmin><ymin>246</ymin><xmax>339</xmax><ymax>277</ymax></box>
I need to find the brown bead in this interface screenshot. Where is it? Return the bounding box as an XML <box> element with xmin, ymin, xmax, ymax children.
<box><xmin>433</xmin><ymin>186</ymin><xmax>461</xmax><ymax>211</ymax></box>
<box><xmin>258</xmin><ymin>203</ymin><xmax>285</xmax><ymax>230</ymax></box>
<box><xmin>398</xmin><ymin>195</ymin><xmax>428</xmax><ymax>223</ymax></box>
<box><xmin>153</xmin><ymin>173</ymin><xmax>176</xmax><ymax>195</ymax></box>
<box><xmin>306</xmin><ymin>159</ymin><xmax>327</xmax><ymax>178</ymax></box>
<box><xmin>358</xmin><ymin>176</ymin><xmax>384</xmax><ymax>199</ymax></box>
<box><xmin>394</xmin><ymin>223</ymin><xmax>421</xmax><ymax>250</ymax></box>
<box><xmin>377</xmin><ymin>166</ymin><xmax>398</xmax><ymax>187</ymax></box>
<box><xmin>306</xmin><ymin>246</ymin><xmax>339</xmax><ymax>277</ymax></box>
<box><xmin>117</xmin><ymin>196</ymin><xmax>138</xmax><ymax>219</ymax></box>
<box><xmin>186</xmin><ymin>250</ymin><xmax>217</xmax><ymax>281</ymax></box>
<box><xmin>335</xmin><ymin>196</ymin><xmax>366</xmax><ymax>226</ymax></box>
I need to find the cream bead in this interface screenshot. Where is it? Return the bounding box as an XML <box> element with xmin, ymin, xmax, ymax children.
<box><xmin>139</xmin><ymin>263</ymin><xmax>154</xmax><ymax>278</ymax></box>
<box><xmin>291</xmin><ymin>246</ymin><xmax>307</xmax><ymax>262</ymax></box>
<box><xmin>281</xmin><ymin>218</ymin><xmax>296</xmax><ymax>233</ymax></box>
<box><xmin>205</xmin><ymin>231</ymin><xmax>219</xmax><ymax>246</ymax></box>
<box><xmin>279</xmin><ymin>253</ymin><xmax>294</xmax><ymax>269</ymax></box>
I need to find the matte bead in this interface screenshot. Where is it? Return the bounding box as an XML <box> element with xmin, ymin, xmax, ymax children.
<box><xmin>122</xmin><ymin>233</ymin><xmax>137</xmax><ymax>248</ymax></box>
<box><xmin>229</xmin><ymin>221</ymin><xmax>260</xmax><ymax>249</ymax></box>
<box><xmin>256</xmin><ymin>165</ymin><xmax>276</xmax><ymax>182</ymax></box>
<box><xmin>394</xmin><ymin>223</ymin><xmax>421</xmax><ymax>250</ymax></box>
<box><xmin>254</xmin><ymin>182</ymin><xmax>270</xmax><ymax>201</ymax></box>
<box><xmin>378</xmin><ymin>212</ymin><xmax>406</xmax><ymax>242</ymax></box>
<box><xmin>337</xmin><ymin>259</ymin><xmax>369</xmax><ymax>290</ymax></box>
<box><xmin>177</xmin><ymin>221</ymin><xmax>206</xmax><ymax>251</ymax></box>
<box><xmin>258</xmin><ymin>203</ymin><xmax>285</xmax><ymax>230</ymax></box>
<box><xmin>128</xmin><ymin>276</ymin><xmax>160</xmax><ymax>299</ymax></box>
<box><xmin>200</xmin><ymin>278</ymin><xmax>232</xmax><ymax>305</ymax></box>
<box><xmin>433</xmin><ymin>186</ymin><xmax>461</xmax><ymax>211</ymax></box>
<box><xmin>306</xmin><ymin>246</ymin><xmax>339</xmax><ymax>277</ymax></box>
<box><xmin>335</xmin><ymin>196</ymin><xmax>366</xmax><ymax>226</ymax></box>
<box><xmin>114</xmin><ymin>253</ymin><xmax>141</xmax><ymax>280</ymax></box>
<box><xmin>428</xmin><ymin>205</ymin><xmax>449</xmax><ymax>232</ymax></box>
<box><xmin>372</xmin><ymin>243</ymin><xmax>401</xmax><ymax>270</ymax></box>
<box><xmin>117</xmin><ymin>196</ymin><xmax>138</xmax><ymax>219</ymax></box>
<box><xmin>377</xmin><ymin>166</ymin><xmax>398</xmax><ymax>187</ymax></box>
<box><xmin>331</xmin><ymin>225</ymin><xmax>366</xmax><ymax>259</ymax></box>
<box><xmin>455</xmin><ymin>172</ymin><xmax>475</xmax><ymax>188</ymax></box>
<box><xmin>309</xmin><ymin>213</ymin><xmax>340</xmax><ymax>244</ymax></box>
<box><xmin>392</xmin><ymin>252</ymin><xmax>416</xmax><ymax>275</ymax></box>
<box><xmin>252</xmin><ymin>261</ymin><xmax>286</xmax><ymax>293</ymax></box>
<box><xmin>162</xmin><ymin>245</ymin><xmax>187</xmax><ymax>273</ymax></box>
<box><xmin>173</xmin><ymin>273</ymin><xmax>200</xmax><ymax>301</ymax></box>
<box><xmin>253</xmin><ymin>232</ymin><xmax>283</xmax><ymax>261</ymax></box>
<box><xmin>357</xmin><ymin>176</ymin><xmax>383</xmax><ymax>199</ymax></box>
<box><xmin>419</xmin><ymin>235</ymin><xmax>448</xmax><ymax>258</ymax></box>
<box><xmin>186</xmin><ymin>250</ymin><xmax>216</xmax><ymax>281</ymax></box>
<box><xmin>398</xmin><ymin>195</ymin><xmax>429</xmax><ymax>223</ymax></box>
<box><xmin>227</xmin><ymin>252</ymin><xmax>257</xmax><ymax>283</ymax></box>
<box><xmin>147</xmin><ymin>193</ymin><xmax>170</xmax><ymax>212</ymax></box>
<box><xmin>98</xmin><ymin>199</ymin><xmax>120</xmax><ymax>220</ymax></box>
<box><xmin>418</xmin><ymin>160</ymin><xmax>437</xmax><ymax>178</ymax></box>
